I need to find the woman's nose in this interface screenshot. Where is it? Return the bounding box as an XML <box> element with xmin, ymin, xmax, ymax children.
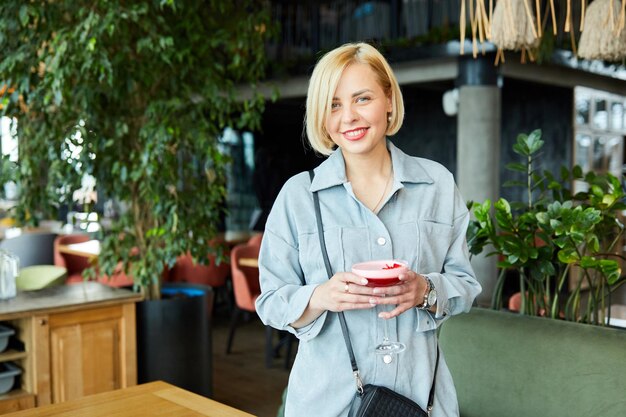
<box><xmin>341</xmin><ymin>104</ymin><xmax>358</xmax><ymax>123</ymax></box>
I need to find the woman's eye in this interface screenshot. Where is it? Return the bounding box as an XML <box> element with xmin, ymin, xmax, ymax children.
<box><xmin>331</xmin><ymin>102</ymin><xmax>340</xmax><ymax>110</ymax></box>
<box><xmin>356</xmin><ymin>96</ymin><xmax>371</xmax><ymax>103</ymax></box>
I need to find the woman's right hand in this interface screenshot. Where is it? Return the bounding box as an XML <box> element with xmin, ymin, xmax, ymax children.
<box><xmin>290</xmin><ymin>272</ymin><xmax>376</xmax><ymax>328</ymax></box>
<box><xmin>309</xmin><ymin>272</ymin><xmax>376</xmax><ymax>313</ymax></box>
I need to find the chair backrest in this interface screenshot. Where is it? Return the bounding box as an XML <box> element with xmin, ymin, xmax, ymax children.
<box><xmin>230</xmin><ymin>243</ymin><xmax>261</xmax><ymax>312</ymax></box>
<box><xmin>53</xmin><ymin>233</ymin><xmax>92</xmax><ymax>274</ymax></box>
<box><xmin>508</xmin><ymin>292</ymin><xmax>521</xmax><ymax>311</ymax></box>
<box><xmin>168</xmin><ymin>239</ymin><xmax>230</xmax><ymax>287</ymax></box>
<box><xmin>0</xmin><ymin>232</ymin><xmax>57</xmax><ymax>267</ymax></box>
<box><xmin>247</xmin><ymin>233</ymin><xmax>263</xmax><ymax>247</ymax></box>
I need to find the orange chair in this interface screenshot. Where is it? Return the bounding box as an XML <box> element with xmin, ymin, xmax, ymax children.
<box><xmin>226</xmin><ymin>242</ymin><xmax>261</xmax><ymax>354</ymax></box>
<box><xmin>508</xmin><ymin>292</ymin><xmax>522</xmax><ymax>312</ymax></box>
<box><xmin>226</xmin><ymin>242</ymin><xmax>295</xmax><ymax>369</ymax></box>
<box><xmin>247</xmin><ymin>233</ymin><xmax>263</xmax><ymax>247</ymax></box>
<box><xmin>508</xmin><ymin>292</ymin><xmax>563</xmax><ymax>317</ymax></box>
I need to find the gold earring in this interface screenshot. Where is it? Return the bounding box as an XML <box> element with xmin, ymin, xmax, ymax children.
<box><xmin>387</xmin><ymin>114</ymin><xmax>392</xmax><ymax>122</ymax></box>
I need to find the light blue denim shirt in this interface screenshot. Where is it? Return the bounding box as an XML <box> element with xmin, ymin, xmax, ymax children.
<box><xmin>256</xmin><ymin>141</ymin><xmax>481</xmax><ymax>417</ymax></box>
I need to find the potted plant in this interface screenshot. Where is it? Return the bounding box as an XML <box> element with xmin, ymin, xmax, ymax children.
<box><xmin>0</xmin><ymin>0</ymin><xmax>274</xmax><ymax>396</ymax></box>
<box><xmin>467</xmin><ymin>129</ymin><xmax>626</xmax><ymax>325</ymax></box>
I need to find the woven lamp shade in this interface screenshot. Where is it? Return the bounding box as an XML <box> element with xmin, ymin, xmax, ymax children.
<box><xmin>578</xmin><ymin>0</ymin><xmax>626</xmax><ymax>61</ymax></box>
<box><xmin>491</xmin><ymin>0</ymin><xmax>540</xmax><ymax>51</ymax></box>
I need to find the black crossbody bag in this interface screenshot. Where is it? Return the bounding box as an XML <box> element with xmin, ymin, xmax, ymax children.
<box><xmin>309</xmin><ymin>170</ymin><xmax>439</xmax><ymax>417</ymax></box>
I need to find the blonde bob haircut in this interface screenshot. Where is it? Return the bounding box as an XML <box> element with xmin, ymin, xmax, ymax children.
<box><xmin>305</xmin><ymin>42</ymin><xmax>404</xmax><ymax>156</ymax></box>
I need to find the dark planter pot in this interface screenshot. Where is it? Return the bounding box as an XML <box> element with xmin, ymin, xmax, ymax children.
<box><xmin>136</xmin><ymin>282</ymin><xmax>214</xmax><ymax>397</ymax></box>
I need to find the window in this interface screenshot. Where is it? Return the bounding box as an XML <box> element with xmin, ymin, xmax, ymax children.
<box><xmin>219</xmin><ymin>127</ymin><xmax>258</xmax><ymax>232</ymax></box>
<box><xmin>574</xmin><ymin>87</ymin><xmax>626</xmax><ymax>192</ymax></box>
<box><xmin>573</xmin><ymin>87</ymin><xmax>626</xmax><ymax>289</ymax></box>
<box><xmin>0</xmin><ymin>116</ymin><xmax>18</xmax><ymax>201</ymax></box>
<box><xmin>0</xmin><ymin>116</ymin><xmax>18</xmax><ymax>163</ymax></box>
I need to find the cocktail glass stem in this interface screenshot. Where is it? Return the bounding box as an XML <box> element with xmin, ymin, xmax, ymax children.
<box><xmin>382</xmin><ymin>302</ymin><xmax>392</xmax><ymax>345</ymax></box>
<box><xmin>374</xmin><ymin>294</ymin><xmax>405</xmax><ymax>355</ymax></box>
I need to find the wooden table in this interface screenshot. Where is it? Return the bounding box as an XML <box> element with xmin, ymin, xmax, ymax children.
<box><xmin>238</xmin><ymin>257</ymin><xmax>259</xmax><ymax>268</ymax></box>
<box><xmin>219</xmin><ymin>231</ymin><xmax>262</xmax><ymax>247</ymax></box>
<box><xmin>6</xmin><ymin>381</ymin><xmax>256</xmax><ymax>416</ymax></box>
<box><xmin>57</xmin><ymin>239</ymin><xmax>101</xmax><ymax>258</ymax></box>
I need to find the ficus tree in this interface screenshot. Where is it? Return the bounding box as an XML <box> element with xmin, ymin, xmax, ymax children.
<box><xmin>0</xmin><ymin>0</ymin><xmax>275</xmax><ymax>299</ymax></box>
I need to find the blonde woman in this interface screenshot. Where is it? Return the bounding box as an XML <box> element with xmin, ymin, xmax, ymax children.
<box><xmin>256</xmin><ymin>42</ymin><xmax>481</xmax><ymax>417</ymax></box>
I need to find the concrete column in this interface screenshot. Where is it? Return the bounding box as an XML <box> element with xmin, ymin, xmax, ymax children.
<box><xmin>456</xmin><ymin>57</ymin><xmax>501</xmax><ymax>307</ymax></box>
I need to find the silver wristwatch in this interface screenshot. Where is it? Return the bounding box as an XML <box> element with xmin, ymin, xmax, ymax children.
<box><xmin>417</xmin><ymin>276</ymin><xmax>437</xmax><ymax>310</ymax></box>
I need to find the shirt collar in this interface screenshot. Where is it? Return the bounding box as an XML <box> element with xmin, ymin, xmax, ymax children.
<box><xmin>309</xmin><ymin>140</ymin><xmax>434</xmax><ymax>192</ymax></box>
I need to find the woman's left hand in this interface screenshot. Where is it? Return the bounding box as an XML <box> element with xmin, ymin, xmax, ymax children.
<box><xmin>371</xmin><ymin>269</ymin><xmax>429</xmax><ymax>319</ymax></box>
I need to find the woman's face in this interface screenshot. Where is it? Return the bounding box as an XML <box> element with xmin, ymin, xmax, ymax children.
<box><xmin>325</xmin><ymin>63</ymin><xmax>392</xmax><ymax>158</ymax></box>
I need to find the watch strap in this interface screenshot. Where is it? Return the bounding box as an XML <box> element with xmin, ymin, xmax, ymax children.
<box><xmin>417</xmin><ymin>275</ymin><xmax>434</xmax><ymax>309</ymax></box>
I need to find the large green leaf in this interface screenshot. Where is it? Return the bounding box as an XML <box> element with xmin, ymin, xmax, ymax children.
<box><xmin>558</xmin><ymin>248</ymin><xmax>579</xmax><ymax>263</ymax></box>
<box><xmin>505</xmin><ymin>162</ymin><xmax>527</xmax><ymax>173</ymax></box>
<box><xmin>525</xmin><ymin>129</ymin><xmax>544</xmax><ymax>154</ymax></box>
<box><xmin>599</xmin><ymin>260</ymin><xmax>621</xmax><ymax>284</ymax></box>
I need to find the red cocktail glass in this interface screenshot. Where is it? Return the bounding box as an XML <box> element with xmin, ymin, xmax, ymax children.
<box><xmin>352</xmin><ymin>260</ymin><xmax>408</xmax><ymax>356</ymax></box>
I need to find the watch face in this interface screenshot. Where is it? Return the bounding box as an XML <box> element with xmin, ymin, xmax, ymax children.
<box><xmin>427</xmin><ymin>289</ymin><xmax>437</xmax><ymax>306</ymax></box>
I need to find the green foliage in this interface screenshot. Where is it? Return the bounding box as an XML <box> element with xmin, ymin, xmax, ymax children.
<box><xmin>0</xmin><ymin>0</ymin><xmax>275</xmax><ymax>299</ymax></box>
<box><xmin>467</xmin><ymin>129</ymin><xmax>626</xmax><ymax>325</ymax></box>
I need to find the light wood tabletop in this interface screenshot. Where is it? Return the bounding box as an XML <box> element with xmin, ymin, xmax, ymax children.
<box><xmin>57</xmin><ymin>239</ymin><xmax>101</xmax><ymax>258</ymax></box>
<box><xmin>6</xmin><ymin>381</ymin><xmax>256</xmax><ymax>417</ymax></box>
<box><xmin>220</xmin><ymin>230</ymin><xmax>254</xmax><ymax>246</ymax></box>
<box><xmin>238</xmin><ymin>257</ymin><xmax>259</xmax><ymax>268</ymax></box>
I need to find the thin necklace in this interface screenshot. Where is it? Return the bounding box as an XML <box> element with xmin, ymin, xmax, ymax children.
<box><xmin>372</xmin><ymin>164</ymin><xmax>393</xmax><ymax>213</ymax></box>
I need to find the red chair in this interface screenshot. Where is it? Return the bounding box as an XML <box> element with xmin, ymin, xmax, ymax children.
<box><xmin>168</xmin><ymin>249</ymin><xmax>230</xmax><ymax>288</ymax></box>
<box><xmin>55</xmin><ymin>234</ymin><xmax>134</xmax><ymax>287</ymax></box>
<box><xmin>226</xmin><ymin>242</ymin><xmax>295</xmax><ymax>368</ymax></box>
<box><xmin>167</xmin><ymin>241</ymin><xmax>231</xmax><ymax>311</ymax></box>
<box><xmin>54</xmin><ymin>234</ymin><xmax>92</xmax><ymax>284</ymax></box>
<box><xmin>97</xmin><ymin>265</ymin><xmax>134</xmax><ymax>287</ymax></box>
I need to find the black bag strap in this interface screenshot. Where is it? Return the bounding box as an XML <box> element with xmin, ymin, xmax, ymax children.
<box><xmin>308</xmin><ymin>169</ymin><xmax>439</xmax><ymax>411</ymax></box>
<box><xmin>309</xmin><ymin>170</ymin><xmax>360</xmax><ymax>379</ymax></box>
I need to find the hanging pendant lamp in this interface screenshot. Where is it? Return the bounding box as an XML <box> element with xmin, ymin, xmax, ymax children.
<box><xmin>578</xmin><ymin>0</ymin><xmax>626</xmax><ymax>61</ymax></box>
<box><xmin>490</xmin><ymin>0</ymin><xmax>540</xmax><ymax>63</ymax></box>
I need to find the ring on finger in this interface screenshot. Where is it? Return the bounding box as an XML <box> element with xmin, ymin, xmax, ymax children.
<box><xmin>344</xmin><ymin>283</ymin><xmax>350</xmax><ymax>293</ymax></box>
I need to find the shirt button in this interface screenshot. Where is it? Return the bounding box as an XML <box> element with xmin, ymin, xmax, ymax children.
<box><xmin>377</xmin><ymin>237</ymin><xmax>386</xmax><ymax>246</ymax></box>
<box><xmin>383</xmin><ymin>354</ymin><xmax>393</xmax><ymax>364</ymax></box>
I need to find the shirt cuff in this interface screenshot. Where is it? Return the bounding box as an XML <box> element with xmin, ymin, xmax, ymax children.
<box><xmin>284</xmin><ymin>283</ymin><xmax>329</xmax><ymax>342</ymax></box>
<box><xmin>291</xmin><ymin>310</ymin><xmax>329</xmax><ymax>341</ymax></box>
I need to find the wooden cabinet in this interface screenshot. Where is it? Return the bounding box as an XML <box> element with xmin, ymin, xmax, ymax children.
<box><xmin>0</xmin><ymin>283</ymin><xmax>141</xmax><ymax>413</ymax></box>
<box><xmin>0</xmin><ymin>316</ymin><xmax>36</xmax><ymax>413</ymax></box>
<box><xmin>0</xmin><ymin>391</ymin><xmax>35</xmax><ymax>414</ymax></box>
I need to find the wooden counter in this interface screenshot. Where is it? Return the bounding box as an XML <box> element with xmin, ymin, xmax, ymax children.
<box><xmin>0</xmin><ymin>283</ymin><xmax>142</xmax><ymax>414</ymax></box>
<box><xmin>0</xmin><ymin>282</ymin><xmax>141</xmax><ymax>319</ymax></box>
<box><xmin>5</xmin><ymin>381</ymin><xmax>255</xmax><ymax>416</ymax></box>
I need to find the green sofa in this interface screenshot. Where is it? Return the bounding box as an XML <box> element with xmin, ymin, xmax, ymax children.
<box><xmin>276</xmin><ymin>308</ymin><xmax>626</xmax><ymax>417</ymax></box>
<box><xmin>438</xmin><ymin>307</ymin><xmax>626</xmax><ymax>417</ymax></box>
